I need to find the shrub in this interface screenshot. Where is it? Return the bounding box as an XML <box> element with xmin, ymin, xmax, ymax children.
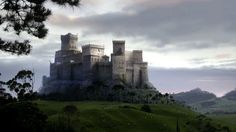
<box><xmin>119</xmin><ymin>105</ymin><xmax>137</xmax><ymax>110</ymax></box>
<box><xmin>63</xmin><ymin>105</ymin><xmax>78</xmax><ymax>116</ymax></box>
<box><xmin>140</xmin><ymin>104</ymin><xmax>152</xmax><ymax>113</ymax></box>
<box><xmin>0</xmin><ymin>102</ymin><xmax>47</xmax><ymax>132</ymax></box>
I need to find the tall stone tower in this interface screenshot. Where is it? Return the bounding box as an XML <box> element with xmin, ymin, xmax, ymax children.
<box><xmin>61</xmin><ymin>33</ymin><xmax>78</xmax><ymax>50</ymax></box>
<box><xmin>51</xmin><ymin>33</ymin><xmax>82</xmax><ymax>81</ymax></box>
<box><xmin>111</xmin><ymin>40</ymin><xmax>126</xmax><ymax>81</ymax></box>
<box><xmin>82</xmin><ymin>44</ymin><xmax>105</xmax><ymax>79</ymax></box>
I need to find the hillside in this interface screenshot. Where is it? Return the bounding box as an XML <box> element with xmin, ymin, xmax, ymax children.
<box><xmin>210</xmin><ymin>114</ymin><xmax>236</xmax><ymax>132</ymax></box>
<box><xmin>223</xmin><ymin>89</ymin><xmax>236</xmax><ymax>100</ymax></box>
<box><xmin>172</xmin><ymin>88</ymin><xmax>217</xmax><ymax>104</ymax></box>
<box><xmin>35</xmin><ymin>101</ymin><xmax>232</xmax><ymax>132</ymax></box>
<box><xmin>173</xmin><ymin>88</ymin><xmax>236</xmax><ymax>114</ymax></box>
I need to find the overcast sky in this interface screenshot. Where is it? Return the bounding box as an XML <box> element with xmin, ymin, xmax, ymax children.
<box><xmin>0</xmin><ymin>0</ymin><xmax>236</xmax><ymax>96</ymax></box>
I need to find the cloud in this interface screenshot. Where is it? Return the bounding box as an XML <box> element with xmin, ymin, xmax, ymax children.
<box><xmin>1</xmin><ymin>0</ymin><xmax>236</xmax><ymax>96</ymax></box>
<box><xmin>47</xmin><ymin>0</ymin><xmax>236</xmax><ymax>51</ymax></box>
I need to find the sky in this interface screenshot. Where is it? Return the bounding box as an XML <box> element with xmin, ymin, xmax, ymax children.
<box><xmin>0</xmin><ymin>0</ymin><xmax>236</xmax><ymax>97</ymax></box>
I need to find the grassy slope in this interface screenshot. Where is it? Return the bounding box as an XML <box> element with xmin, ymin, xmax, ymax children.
<box><xmin>210</xmin><ymin>114</ymin><xmax>236</xmax><ymax>132</ymax></box>
<box><xmin>36</xmin><ymin>100</ymin><xmax>231</xmax><ymax>132</ymax></box>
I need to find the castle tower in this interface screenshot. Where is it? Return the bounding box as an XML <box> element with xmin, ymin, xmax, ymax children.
<box><xmin>61</xmin><ymin>33</ymin><xmax>78</xmax><ymax>50</ymax></box>
<box><xmin>140</xmin><ymin>63</ymin><xmax>149</xmax><ymax>86</ymax></box>
<box><xmin>133</xmin><ymin>50</ymin><xmax>143</xmax><ymax>63</ymax></box>
<box><xmin>82</xmin><ymin>44</ymin><xmax>105</xmax><ymax>79</ymax></box>
<box><xmin>113</xmin><ymin>40</ymin><xmax>125</xmax><ymax>55</ymax></box>
<box><xmin>112</xmin><ymin>40</ymin><xmax>126</xmax><ymax>81</ymax></box>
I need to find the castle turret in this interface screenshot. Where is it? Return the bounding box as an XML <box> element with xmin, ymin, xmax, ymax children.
<box><xmin>133</xmin><ymin>50</ymin><xmax>143</xmax><ymax>63</ymax></box>
<box><xmin>112</xmin><ymin>40</ymin><xmax>126</xmax><ymax>81</ymax></box>
<box><xmin>82</xmin><ymin>44</ymin><xmax>105</xmax><ymax>79</ymax></box>
<box><xmin>61</xmin><ymin>33</ymin><xmax>78</xmax><ymax>50</ymax></box>
<box><xmin>113</xmin><ymin>40</ymin><xmax>125</xmax><ymax>55</ymax></box>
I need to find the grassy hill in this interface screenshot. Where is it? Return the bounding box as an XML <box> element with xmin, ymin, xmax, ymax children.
<box><xmin>35</xmin><ymin>101</ymin><xmax>233</xmax><ymax>132</ymax></box>
<box><xmin>210</xmin><ymin>114</ymin><xmax>236</xmax><ymax>132</ymax></box>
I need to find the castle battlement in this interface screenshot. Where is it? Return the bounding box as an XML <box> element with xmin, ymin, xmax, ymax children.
<box><xmin>82</xmin><ymin>44</ymin><xmax>104</xmax><ymax>49</ymax></box>
<box><xmin>42</xmin><ymin>33</ymin><xmax>150</xmax><ymax>93</ymax></box>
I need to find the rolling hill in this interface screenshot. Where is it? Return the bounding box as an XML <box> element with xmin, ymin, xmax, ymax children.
<box><xmin>223</xmin><ymin>89</ymin><xmax>236</xmax><ymax>101</ymax></box>
<box><xmin>172</xmin><ymin>88</ymin><xmax>217</xmax><ymax>104</ymax></box>
<box><xmin>35</xmin><ymin>101</ymin><xmax>233</xmax><ymax>132</ymax></box>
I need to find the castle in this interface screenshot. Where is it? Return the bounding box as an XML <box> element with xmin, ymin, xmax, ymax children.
<box><xmin>42</xmin><ymin>33</ymin><xmax>151</xmax><ymax>93</ymax></box>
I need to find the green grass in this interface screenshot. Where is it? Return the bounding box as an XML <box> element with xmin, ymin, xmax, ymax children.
<box><xmin>210</xmin><ymin>114</ymin><xmax>236</xmax><ymax>132</ymax></box>
<box><xmin>35</xmin><ymin>100</ymin><xmax>233</xmax><ymax>132</ymax></box>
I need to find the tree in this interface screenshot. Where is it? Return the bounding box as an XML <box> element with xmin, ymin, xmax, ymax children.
<box><xmin>0</xmin><ymin>0</ymin><xmax>80</xmax><ymax>55</ymax></box>
<box><xmin>63</xmin><ymin>105</ymin><xmax>78</xmax><ymax>117</ymax></box>
<box><xmin>140</xmin><ymin>104</ymin><xmax>152</xmax><ymax>113</ymax></box>
<box><xmin>0</xmin><ymin>0</ymin><xmax>81</xmax><ymax>101</ymax></box>
<box><xmin>151</xmin><ymin>93</ymin><xmax>159</xmax><ymax>104</ymax></box>
<box><xmin>93</xmin><ymin>81</ymin><xmax>108</xmax><ymax>100</ymax></box>
<box><xmin>0</xmin><ymin>70</ymin><xmax>38</xmax><ymax>101</ymax></box>
<box><xmin>112</xmin><ymin>84</ymin><xmax>125</xmax><ymax>102</ymax></box>
<box><xmin>145</xmin><ymin>93</ymin><xmax>153</xmax><ymax>104</ymax></box>
<box><xmin>127</xmin><ymin>91</ymin><xmax>136</xmax><ymax>103</ymax></box>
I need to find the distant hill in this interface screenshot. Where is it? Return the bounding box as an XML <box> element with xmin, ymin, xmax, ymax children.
<box><xmin>173</xmin><ymin>88</ymin><xmax>236</xmax><ymax>114</ymax></box>
<box><xmin>173</xmin><ymin>88</ymin><xmax>217</xmax><ymax>104</ymax></box>
<box><xmin>223</xmin><ymin>89</ymin><xmax>236</xmax><ymax>100</ymax></box>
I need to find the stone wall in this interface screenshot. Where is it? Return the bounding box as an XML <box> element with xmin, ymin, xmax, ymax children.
<box><xmin>55</xmin><ymin>50</ymin><xmax>82</xmax><ymax>63</ymax></box>
<box><xmin>82</xmin><ymin>44</ymin><xmax>104</xmax><ymax>57</ymax></box>
<box><xmin>133</xmin><ymin>50</ymin><xmax>143</xmax><ymax>63</ymax></box>
<box><xmin>111</xmin><ymin>54</ymin><xmax>126</xmax><ymax>80</ymax></box>
<box><xmin>96</xmin><ymin>62</ymin><xmax>112</xmax><ymax>81</ymax></box>
<box><xmin>126</xmin><ymin>68</ymin><xmax>133</xmax><ymax>86</ymax></box>
<box><xmin>133</xmin><ymin>63</ymin><xmax>141</xmax><ymax>87</ymax></box>
<box><xmin>71</xmin><ymin>63</ymin><xmax>83</xmax><ymax>80</ymax></box>
<box><xmin>140</xmin><ymin>63</ymin><xmax>148</xmax><ymax>85</ymax></box>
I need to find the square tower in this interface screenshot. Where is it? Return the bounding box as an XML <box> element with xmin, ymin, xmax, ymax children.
<box><xmin>133</xmin><ymin>50</ymin><xmax>143</xmax><ymax>63</ymax></box>
<box><xmin>113</xmin><ymin>40</ymin><xmax>125</xmax><ymax>55</ymax></box>
<box><xmin>112</xmin><ymin>40</ymin><xmax>126</xmax><ymax>81</ymax></box>
<box><xmin>61</xmin><ymin>33</ymin><xmax>78</xmax><ymax>50</ymax></box>
<box><xmin>82</xmin><ymin>44</ymin><xmax>105</xmax><ymax>80</ymax></box>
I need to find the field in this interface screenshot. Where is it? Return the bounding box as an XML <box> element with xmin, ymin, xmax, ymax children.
<box><xmin>35</xmin><ymin>101</ymin><xmax>234</xmax><ymax>132</ymax></box>
<box><xmin>210</xmin><ymin>114</ymin><xmax>236</xmax><ymax>132</ymax></box>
